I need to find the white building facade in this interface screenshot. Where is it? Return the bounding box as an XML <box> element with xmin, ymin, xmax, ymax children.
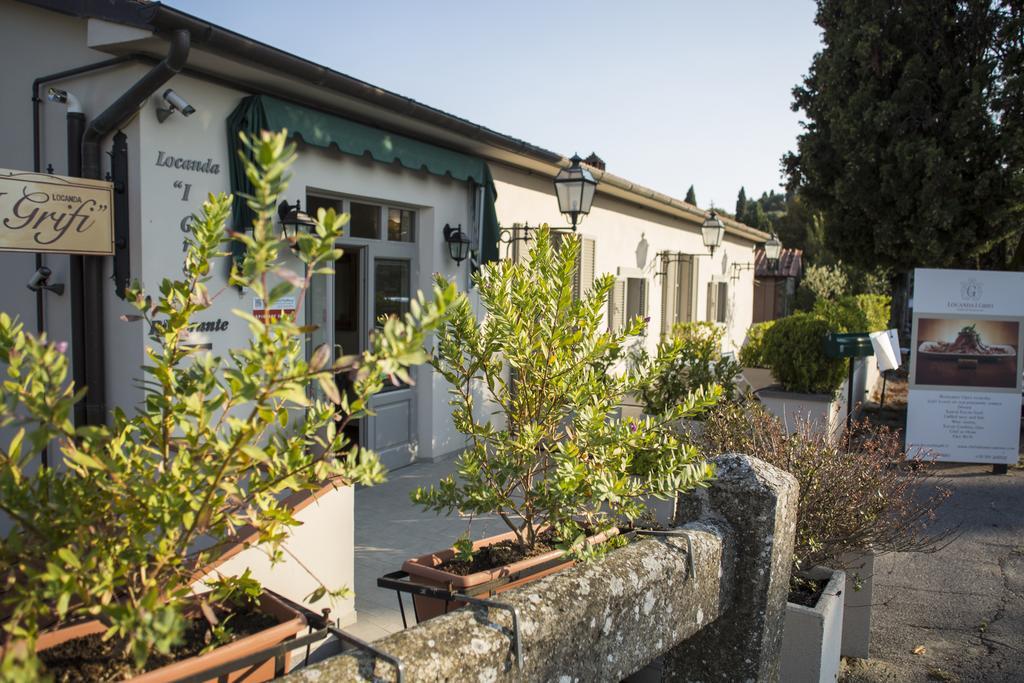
<box><xmin>0</xmin><ymin>0</ymin><xmax>769</xmax><ymax>629</ymax></box>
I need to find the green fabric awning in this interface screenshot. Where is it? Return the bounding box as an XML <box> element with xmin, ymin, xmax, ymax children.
<box><xmin>226</xmin><ymin>94</ymin><xmax>500</xmax><ymax>265</ymax></box>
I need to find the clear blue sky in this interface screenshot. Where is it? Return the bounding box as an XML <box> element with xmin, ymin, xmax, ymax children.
<box><xmin>166</xmin><ymin>0</ymin><xmax>822</xmax><ymax>214</ymax></box>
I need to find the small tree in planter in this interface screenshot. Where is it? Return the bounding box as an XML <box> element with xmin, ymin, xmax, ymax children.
<box><xmin>0</xmin><ymin>131</ymin><xmax>456</xmax><ymax>679</ymax></box>
<box><xmin>408</xmin><ymin>228</ymin><xmax>716</xmax><ymax>602</ymax></box>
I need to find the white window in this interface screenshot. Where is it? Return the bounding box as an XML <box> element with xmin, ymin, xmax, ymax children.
<box><xmin>707</xmin><ymin>280</ymin><xmax>728</xmax><ymax>323</ymax></box>
<box><xmin>660</xmin><ymin>253</ymin><xmax>698</xmax><ymax>335</ymax></box>
<box><xmin>609</xmin><ymin>268</ymin><xmax>647</xmax><ymax>331</ymax></box>
<box><xmin>306</xmin><ymin>194</ymin><xmax>416</xmax><ymax>242</ymax></box>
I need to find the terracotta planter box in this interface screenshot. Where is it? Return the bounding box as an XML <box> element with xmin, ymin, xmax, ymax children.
<box><xmin>840</xmin><ymin>550</ymin><xmax>875</xmax><ymax>659</ymax></box>
<box><xmin>35</xmin><ymin>591</ymin><xmax>305</xmax><ymax>682</ymax></box>
<box><xmin>781</xmin><ymin>566</ymin><xmax>845</xmax><ymax>683</ymax></box>
<box><xmin>402</xmin><ymin>529</ymin><xmax>612</xmax><ymax>622</ymax></box>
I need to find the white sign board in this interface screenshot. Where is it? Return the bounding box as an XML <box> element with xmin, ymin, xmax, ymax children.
<box><xmin>905</xmin><ymin>268</ymin><xmax>1024</xmax><ymax>464</ymax></box>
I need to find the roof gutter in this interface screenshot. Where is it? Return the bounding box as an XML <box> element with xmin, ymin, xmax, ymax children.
<box><xmin>78</xmin><ymin>28</ymin><xmax>190</xmax><ymax>425</ymax></box>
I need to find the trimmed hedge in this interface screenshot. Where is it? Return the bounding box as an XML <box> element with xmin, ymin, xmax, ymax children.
<box><xmin>762</xmin><ymin>312</ymin><xmax>846</xmax><ymax>394</ymax></box>
<box><xmin>739</xmin><ymin>320</ymin><xmax>776</xmax><ymax>368</ymax></box>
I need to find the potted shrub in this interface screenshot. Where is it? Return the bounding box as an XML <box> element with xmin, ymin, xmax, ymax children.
<box><xmin>700</xmin><ymin>401</ymin><xmax>953</xmax><ymax>672</ymax></box>
<box><xmin>0</xmin><ymin>131</ymin><xmax>455</xmax><ymax>679</ymax></box>
<box><xmin>757</xmin><ymin>312</ymin><xmax>848</xmax><ymax>437</ymax></box>
<box><xmin>631</xmin><ymin>321</ymin><xmax>744</xmax><ymax>424</ymax></box>
<box><xmin>738</xmin><ymin>319</ymin><xmax>776</xmax><ymax>392</ymax></box>
<box><xmin>406</xmin><ymin>227</ymin><xmax>717</xmax><ymax>619</ymax></box>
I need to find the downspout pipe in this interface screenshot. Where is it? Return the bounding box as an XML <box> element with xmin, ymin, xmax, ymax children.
<box><xmin>82</xmin><ymin>30</ymin><xmax>191</xmax><ymax>178</ymax></box>
<box><xmin>79</xmin><ymin>29</ymin><xmax>191</xmax><ymax>425</ymax></box>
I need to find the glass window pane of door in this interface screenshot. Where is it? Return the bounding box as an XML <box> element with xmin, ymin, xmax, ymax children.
<box><xmin>374</xmin><ymin>259</ymin><xmax>411</xmax><ymax>391</ymax></box>
<box><xmin>350</xmin><ymin>202</ymin><xmax>380</xmax><ymax>239</ymax></box>
<box><xmin>387</xmin><ymin>208</ymin><xmax>415</xmax><ymax>242</ymax></box>
<box><xmin>375</xmin><ymin>259</ymin><xmax>410</xmax><ymax>325</ymax></box>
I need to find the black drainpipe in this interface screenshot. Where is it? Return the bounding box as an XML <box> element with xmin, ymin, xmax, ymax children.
<box><xmin>78</xmin><ymin>30</ymin><xmax>190</xmax><ymax>425</ymax></box>
<box><xmin>66</xmin><ymin>111</ymin><xmax>87</xmax><ymax>427</ymax></box>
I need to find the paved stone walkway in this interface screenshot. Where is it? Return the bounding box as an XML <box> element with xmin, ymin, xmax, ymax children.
<box><xmin>843</xmin><ymin>461</ymin><xmax>1024</xmax><ymax>683</ymax></box>
<box><xmin>345</xmin><ymin>457</ymin><xmax>509</xmax><ymax>643</ymax></box>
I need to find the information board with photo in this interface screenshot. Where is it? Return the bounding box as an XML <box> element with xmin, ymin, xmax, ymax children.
<box><xmin>906</xmin><ymin>269</ymin><xmax>1024</xmax><ymax>464</ymax></box>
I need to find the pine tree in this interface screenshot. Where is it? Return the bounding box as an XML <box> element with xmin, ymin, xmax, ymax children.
<box><xmin>685</xmin><ymin>185</ymin><xmax>697</xmax><ymax>206</ymax></box>
<box><xmin>735</xmin><ymin>187</ymin><xmax>747</xmax><ymax>222</ymax></box>
<box><xmin>784</xmin><ymin>0</ymin><xmax>1022</xmax><ymax>271</ymax></box>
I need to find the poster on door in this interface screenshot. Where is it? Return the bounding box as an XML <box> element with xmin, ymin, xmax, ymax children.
<box><xmin>252</xmin><ymin>296</ymin><xmax>297</xmax><ymax>323</ymax></box>
<box><xmin>905</xmin><ymin>269</ymin><xmax>1024</xmax><ymax>464</ymax></box>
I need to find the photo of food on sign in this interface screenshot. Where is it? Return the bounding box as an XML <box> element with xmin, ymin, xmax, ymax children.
<box><xmin>914</xmin><ymin>318</ymin><xmax>1020</xmax><ymax>389</ymax></box>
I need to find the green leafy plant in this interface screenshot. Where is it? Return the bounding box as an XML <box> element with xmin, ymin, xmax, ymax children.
<box><xmin>0</xmin><ymin>130</ymin><xmax>455</xmax><ymax>678</ymax></box>
<box><xmin>739</xmin><ymin>320</ymin><xmax>776</xmax><ymax>368</ymax></box>
<box><xmin>853</xmin><ymin>294</ymin><xmax>891</xmax><ymax>332</ymax></box>
<box><xmin>632</xmin><ymin>321</ymin><xmax>742</xmax><ymax>414</ymax></box>
<box><xmin>811</xmin><ymin>295</ymin><xmax>868</xmax><ymax>333</ymax></box>
<box><xmin>701</xmin><ymin>401</ymin><xmax>954</xmax><ymax>573</ymax></box>
<box><xmin>412</xmin><ymin>227</ymin><xmax>717</xmax><ymax>555</ymax></box>
<box><xmin>761</xmin><ymin>312</ymin><xmax>845</xmax><ymax>394</ymax></box>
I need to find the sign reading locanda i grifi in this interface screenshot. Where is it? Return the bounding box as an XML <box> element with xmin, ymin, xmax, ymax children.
<box><xmin>0</xmin><ymin>169</ymin><xmax>114</xmax><ymax>255</ymax></box>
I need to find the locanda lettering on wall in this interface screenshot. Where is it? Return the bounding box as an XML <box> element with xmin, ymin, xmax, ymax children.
<box><xmin>149</xmin><ymin>318</ymin><xmax>230</xmax><ymax>335</ymax></box>
<box><xmin>155</xmin><ymin>150</ymin><xmax>221</xmax><ymax>175</ymax></box>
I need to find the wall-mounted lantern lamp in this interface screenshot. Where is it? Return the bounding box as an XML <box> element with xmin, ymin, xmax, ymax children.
<box><xmin>701</xmin><ymin>209</ymin><xmax>725</xmax><ymax>257</ymax></box>
<box><xmin>443</xmin><ymin>223</ymin><xmax>472</xmax><ymax>264</ymax></box>
<box><xmin>553</xmin><ymin>153</ymin><xmax>597</xmax><ymax>231</ymax></box>
<box><xmin>277</xmin><ymin>199</ymin><xmax>316</xmax><ymax>240</ymax></box>
<box><xmin>764</xmin><ymin>233</ymin><xmax>783</xmax><ymax>271</ymax></box>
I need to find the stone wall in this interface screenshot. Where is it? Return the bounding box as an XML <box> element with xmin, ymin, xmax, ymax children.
<box><xmin>287</xmin><ymin>455</ymin><xmax>798</xmax><ymax>683</ymax></box>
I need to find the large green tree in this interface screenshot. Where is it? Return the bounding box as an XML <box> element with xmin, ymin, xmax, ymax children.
<box><xmin>784</xmin><ymin>0</ymin><xmax>1023</xmax><ymax>271</ymax></box>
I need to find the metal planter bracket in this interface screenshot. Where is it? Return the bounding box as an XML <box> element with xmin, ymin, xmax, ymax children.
<box><xmin>329</xmin><ymin>625</ymin><xmax>405</xmax><ymax>683</ymax></box>
<box><xmin>452</xmin><ymin>593</ymin><xmax>524</xmax><ymax>671</ymax></box>
<box><xmin>632</xmin><ymin>529</ymin><xmax>696</xmax><ymax>582</ymax></box>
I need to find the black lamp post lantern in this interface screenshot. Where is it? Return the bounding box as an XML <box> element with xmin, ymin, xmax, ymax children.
<box><xmin>701</xmin><ymin>209</ymin><xmax>725</xmax><ymax>257</ymax></box>
<box><xmin>443</xmin><ymin>223</ymin><xmax>472</xmax><ymax>264</ymax></box>
<box><xmin>277</xmin><ymin>199</ymin><xmax>316</xmax><ymax>240</ymax></box>
<box><xmin>764</xmin><ymin>233</ymin><xmax>783</xmax><ymax>270</ymax></box>
<box><xmin>553</xmin><ymin>154</ymin><xmax>597</xmax><ymax>230</ymax></box>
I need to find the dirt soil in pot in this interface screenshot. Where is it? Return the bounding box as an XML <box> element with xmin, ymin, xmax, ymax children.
<box><xmin>788</xmin><ymin>575</ymin><xmax>828</xmax><ymax>608</ymax></box>
<box><xmin>39</xmin><ymin>602</ymin><xmax>277</xmax><ymax>683</ymax></box>
<box><xmin>438</xmin><ymin>529</ymin><xmax>562</xmax><ymax>576</ymax></box>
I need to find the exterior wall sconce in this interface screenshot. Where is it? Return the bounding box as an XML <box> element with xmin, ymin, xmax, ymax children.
<box><xmin>277</xmin><ymin>199</ymin><xmax>316</xmax><ymax>241</ymax></box>
<box><xmin>443</xmin><ymin>223</ymin><xmax>472</xmax><ymax>264</ymax></box>
<box><xmin>553</xmin><ymin>153</ymin><xmax>598</xmax><ymax>230</ymax></box>
<box><xmin>701</xmin><ymin>209</ymin><xmax>725</xmax><ymax>257</ymax></box>
<box><xmin>764</xmin><ymin>233</ymin><xmax>783</xmax><ymax>271</ymax></box>
<box><xmin>498</xmin><ymin>155</ymin><xmax>600</xmax><ymax>253</ymax></box>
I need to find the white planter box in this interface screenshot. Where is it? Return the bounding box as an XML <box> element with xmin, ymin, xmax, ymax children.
<box><xmin>757</xmin><ymin>384</ymin><xmax>847</xmax><ymax>440</ymax></box>
<box><xmin>781</xmin><ymin>566</ymin><xmax>845</xmax><ymax>683</ymax></box>
<box><xmin>840</xmin><ymin>550</ymin><xmax>875</xmax><ymax>659</ymax></box>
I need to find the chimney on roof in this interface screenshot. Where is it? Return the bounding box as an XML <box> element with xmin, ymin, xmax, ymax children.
<box><xmin>583</xmin><ymin>152</ymin><xmax>605</xmax><ymax>171</ymax></box>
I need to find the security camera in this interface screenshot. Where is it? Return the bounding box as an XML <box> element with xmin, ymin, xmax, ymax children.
<box><xmin>157</xmin><ymin>89</ymin><xmax>195</xmax><ymax>122</ymax></box>
<box><xmin>46</xmin><ymin>87</ymin><xmax>82</xmax><ymax>114</ymax></box>
<box><xmin>27</xmin><ymin>266</ymin><xmax>64</xmax><ymax>295</ymax></box>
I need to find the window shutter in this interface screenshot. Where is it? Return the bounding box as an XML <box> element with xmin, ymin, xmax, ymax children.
<box><xmin>609</xmin><ymin>278</ymin><xmax>626</xmax><ymax>331</ymax></box>
<box><xmin>707</xmin><ymin>281</ymin><xmax>718</xmax><ymax>322</ymax></box>
<box><xmin>577</xmin><ymin>237</ymin><xmax>596</xmax><ymax>300</ymax></box>
<box><xmin>717</xmin><ymin>281</ymin><xmax>729</xmax><ymax>323</ymax></box>
<box><xmin>636</xmin><ymin>278</ymin><xmax>648</xmax><ymax>317</ymax></box>
<box><xmin>661</xmin><ymin>256</ymin><xmax>677</xmax><ymax>336</ymax></box>
<box><xmin>681</xmin><ymin>254</ymin><xmax>697</xmax><ymax>322</ymax></box>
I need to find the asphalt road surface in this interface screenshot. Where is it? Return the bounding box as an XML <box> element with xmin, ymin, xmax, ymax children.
<box><xmin>842</xmin><ymin>461</ymin><xmax>1024</xmax><ymax>683</ymax></box>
